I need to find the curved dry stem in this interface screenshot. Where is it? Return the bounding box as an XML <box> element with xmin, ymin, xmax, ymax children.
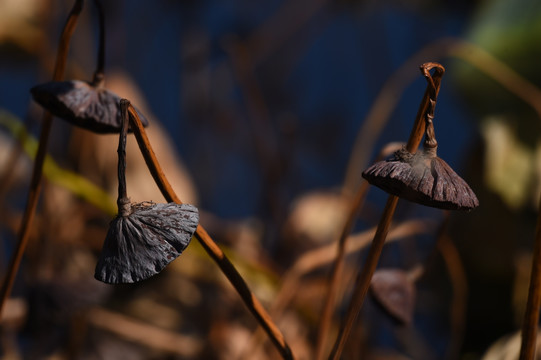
<box><xmin>239</xmin><ymin>219</ymin><xmax>435</xmax><ymax>360</ymax></box>
<box><xmin>328</xmin><ymin>64</ymin><xmax>445</xmax><ymax>360</ymax></box>
<box><xmin>449</xmin><ymin>39</ymin><xmax>541</xmax><ymax>120</ymax></box>
<box><xmin>0</xmin><ymin>0</ymin><xmax>84</xmax><ymax>317</ymax></box>
<box><xmin>91</xmin><ymin>0</ymin><xmax>105</xmax><ymax>85</ymax></box>
<box><xmin>126</xmin><ymin>105</ymin><xmax>293</xmax><ymax>360</ymax></box>
<box><xmin>343</xmin><ymin>41</ymin><xmax>450</xmax><ymax>193</ymax></box>
<box><xmin>519</xmin><ymin>193</ymin><xmax>541</xmax><ymax>359</ymax></box>
<box><xmin>344</xmin><ymin>37</ymin><xmax>541</xmax><ymax>194</ymax></box>
<box><xmin>278</xmin><ymin>218</ymin><xmax>435</xmax><ymax>314</ymax></box>
<box><xmin>436</xmin><ymin>225</ymin><xmax>468</xmax><ymax>360</ymax></box>
<box><xmin>328</xmin><ymin>196</ymin><xmax>399</xmax><ymax>359</ymax></box>
<box><xmin>116</xmin><ymin>100</ymin><xmax>131</xmax><ymax>217</ymax></box>
<box><xmin>314</xmin><ymin>142</ymin><xmax>403</xmax><ymax>360</ymax></box>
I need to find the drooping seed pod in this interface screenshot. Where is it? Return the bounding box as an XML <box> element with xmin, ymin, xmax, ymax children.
<box><xmin>362</xmin><ymin>146</ymin><xmax>479</xmax><ymax>211</ymax></box>
<box><xmin>94</xmin><ymin>99</ymin><xmax>198</xmax><ymax>284</ymax></box>
<box><xmin>362</xmin><ymin>98</ymin><xmax>479</xmax><ymax>211</ymax></box>
<box><xmin>370</xmin><ymin>268</ymin><xmax>417</xmax><ymax>324</ymax></box>
<box><xmin>30</xmin><ymin>80</ymin><xmax>149</xmax><ymax>134</ymax></box>
<box><xmin>95</xmin><ymin>201</ymin><xmax>199</xmax><ymax>284</ymax></box>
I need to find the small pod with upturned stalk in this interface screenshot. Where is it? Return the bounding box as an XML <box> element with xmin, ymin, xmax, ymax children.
<box><xmin>370</xmin><ymin>265</ymin><xmax>423</xmax><ymax>325</ymax></box>
<box><xmin>94</xmin><ymin>99</ymin><xmax>199</xmax><ymax>284</ymax></box>
<box><xmin>31</xmin><ymin>80</ymin><xmax>149</xmax><ymax>134</ymax></box>
<box><xmin>362</xmin><ymin>68</ymin><xmax>479</xmax><ymax>211</ymax></box>
<box><xmin>30</xmin><ymin>0</ymin><xmax>148</xmax><ymax>134</ymax></box>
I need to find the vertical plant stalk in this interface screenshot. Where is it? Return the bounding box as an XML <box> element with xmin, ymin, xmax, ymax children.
<box><xmin>328</xmin><ymin>63</ymin><xmax>445</xmax><ymax>360</ymax></box>
<box><xmin>437</xmin><ymin>223</ymin><xmax>468</xmax><ymax>360</ymax></box>
<box><xmin>126</xmin><ymin>105</ymin><xmax>293</xmax><ymax>360</ymax></box>
<box><xmin>519</xmin><ymin>192</ymin><xmax>541</xmax><ymax>360</ymax></box>
<box><xmin>0</xmin><ymin>0</ymin><xmax>84</xmax><ymax>317</ymax></box>
<box><xmin>91</xmin><ymin>0</ymin><xmax>105</xmax><ymax>86</ymax></box>
<box><xmin>315</xmin><ymin>142</ymin><xmax>403</xmax><ymax>360</ymax></box>
<box><xmin>117</xmin><ymin>100</ymin><xmax>129</xmax><ymax>211</ymax></box>
<box><xmin>314</xmin><ymin>183</ymin><xmax>369</xmax><ymax>360</ymax></box>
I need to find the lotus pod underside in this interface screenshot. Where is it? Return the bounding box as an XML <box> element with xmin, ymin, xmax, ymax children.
<box><xmin>362</xmin><ymin>148</ymin><xmax>479</xmax><ymax>211</ymax></box>
<box><xmin>31</xmin><ymin>80</ymin><xmax>149</xmax><ymax>133</ymax></box>
<box><xmin>95</xmin><ymin>202</ymin><xmax>199</xmax><ymax>284</ymax></box>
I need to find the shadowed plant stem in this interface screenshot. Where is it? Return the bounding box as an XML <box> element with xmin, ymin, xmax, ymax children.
<box><xmin>315</xmin><ymin>183</ymin><xmax>369</xmax><ymax>360</ymax></box>
<box><xmin>328</xmin><ymin>62</ymin><xmax>445</xmax><ymax>360</ymax></box>
<box><xmin>315</xmin><ymin>142</ymin><xmax>403</xmax><ymax>360</ymax></box>
<box><xmin>91</xmin><ymin>0</ymin><xmax>105</xmax><ymax>85</ymax></box>
<box><xmin>519</xmin><ymin>192</ymin><xmax>541</xmax><ymax>360</ymax></box>
<box><xmin>126</xmin><ymin>105</ymin><xmax>294</xmax><ymax>360</ymax></box>
<box><xmin>0</xmin><ymin>0</ymin><xmax>84</xmax><ymax>317</ymax></box>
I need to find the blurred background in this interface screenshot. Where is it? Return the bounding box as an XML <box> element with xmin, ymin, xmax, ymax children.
<box><xmin>1</xmin><ymin>0</ymin><xmax>541</xmax><ymax>358</ymax></box>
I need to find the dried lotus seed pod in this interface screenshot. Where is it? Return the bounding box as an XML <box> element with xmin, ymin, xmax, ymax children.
<box><xmin>363</xmin><ymin>95</ymin><xmax>478</xmax><ymax>211</ymax></box>
<box><xmin>94</xmin><ymin>202</ymin><xmax>199</xmax><ymax>284</ymax></box>
<box><xmin>30</xmin><ymin>80</ymin><xmax>148</xmax><ymax>134</ymax></box>
<box><xmin>94</xmin><ymin>99</ymin><xmax>198</xmax><ymax>284</ymax></box>
<box><xmin>362</xmin><ymin>147</ymin><xmax>479</xmax><ymax>211</ymax></box>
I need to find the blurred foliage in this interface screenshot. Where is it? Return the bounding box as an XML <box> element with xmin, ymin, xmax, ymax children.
<box><xmin>454</xmin><ymin>0</ymin><xmax>541</xmax><ymax>140</ymax></box>
<box><xmin>481</xmin><ymin>117</ymin><xmax>540</xmax><ymax>209</ymax></box>
<box><xmin>0</xmin><ymin>0</ymin><xmax>541</xmax><ymax>359</ymax></box>
<box><xmin>453</xmin><ymin>0</ymin><xmax>541</xmax><ymax>209</ymax></box>
<box><xmin>0</xmin><ymin>110</ymin><xmax>117</xmax><ymax>215</ymax></box>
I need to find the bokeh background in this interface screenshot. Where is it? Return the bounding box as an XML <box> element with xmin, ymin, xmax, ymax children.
<box><xmin>1</xmin><ymin>0</ymin><xmax>541</xmax><ymax>358</ymax></box>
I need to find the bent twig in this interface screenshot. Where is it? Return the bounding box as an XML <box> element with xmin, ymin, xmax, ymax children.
<box><xmin>0</xmin><ymin>0</ymin><xmax>84</xmax><ymax>317</ymax></box>
<box><xmin>126</xmin><ymin>105</ymin><xmax>294</xmax><ymax>360</ymax></box>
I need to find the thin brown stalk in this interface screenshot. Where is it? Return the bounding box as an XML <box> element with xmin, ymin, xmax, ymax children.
<box><xmin>437</xmin><ymin>230</ymin><xmax>468</xmax><ymax>360</ymax></box>
<box><xmin>275</xmin><ymin>219</ymin><xmax>435</xmax><ymax>314</ymax></box>
<box><xmin>343</xmin><ymin>41</ymin><xmax>452</xmax><ymax>194</ymax></box>
<box><xmin>328</xmin><ymin>195</ymin><xmax>399</xmax><ymax>359</ymax></box>
<box><xmin>344</xmin><ymin>37</ymin><xmax>541</xmax><ymax>195</ymax></box>
<box><xmin>126</xmin><ymin>105</ymin><xmax>293</xmax><ymax>360</ymax></box>
<box><xmin>519</xmin><ymin>192</ymin><xmax>541</xmax><ymax>359</ymax></box>
<box><xmin>0</xmin><ymin>0</ymin><xmax>84</xmax><ymax>317</ymax></box>
<box><xmin>314</xmin><ymin>142</ymin><xmax>403</xmax><ymax>360</ymax></box>
<box><xmin>328</xmin><ymin>63</ymin><xmax>445</xmax><ymax>360</ymax></box>
<box><xmin>91</xmin><ymin>0</ymin><xmax>105</xmax><ymax>85</ymax></box>
<box><xmin>239</xmin><ymin>219</ymin><xmax>435</xmax><ymax>360</ymax></box>
<box><xmin>87</xmin><ymin>307</ymin><xmax>203</xmax><ymax>357</ymax></box>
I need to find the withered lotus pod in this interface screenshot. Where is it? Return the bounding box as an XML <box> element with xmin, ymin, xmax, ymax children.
<box><xmin>95</xmin><ymin>201</ymin><xmax>199</xmax><ymax>284</ymax></box>
<box><xmin>363</xmin><ymin>94</ymin><xmax>478</xmax><ymax>211</ymax></box>
<box><xmin>30</xmin><ymin>80</ymin><xmax>149</xmax><ymax>134</ymax></box>
<box><xmin>370</xmin><ymin>268</ymin><xmax>416</xmax><ymax>324</ymax></box>
<box><xmin>362</xmin><ymin>146</ymin><xmax>479</xmax><ymax>211</ymax></box>
<box><xmin>94</xmin><ymin>99</ymin><xmax>198</xmax><ymax>284</ymax></box>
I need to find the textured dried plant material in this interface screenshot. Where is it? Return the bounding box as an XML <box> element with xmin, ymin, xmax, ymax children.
<box><xmin>362</xmin><ymin>147</ymin><xmax>479</xmax><ymax>211</ymax></box>
<box><xmin>94</xmin><ymin>99</ymin><xmax>198</xmax><ymax>284</ymax></box>
<box><xmin>95</xmin><ymin>201</ymin><xmax>199</xmax><ymax>284</ymax></box>
<box><xmin>370</xmin><ymin>269</ymin><xmax>416</xmax><ymax>324</ymax></box>
<box><xmin>363</xmin><ymin>95</ymin><xmax>479</xmax><ymax>211</ymax></box>
<box><xmin>30</xmin><ymin>80</ymin><xmax>148</xmax><ymax>133</ymax></box>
